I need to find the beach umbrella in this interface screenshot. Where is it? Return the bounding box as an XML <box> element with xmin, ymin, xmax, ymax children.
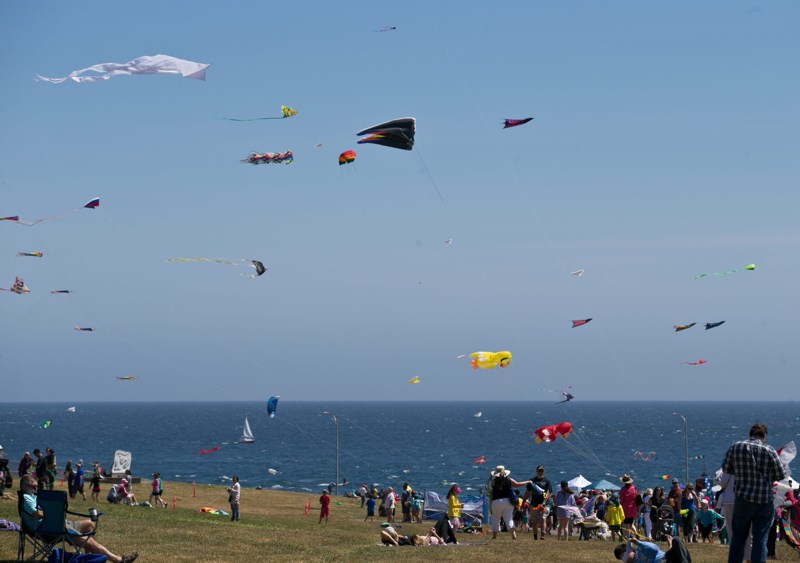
<box><xmin>592</xmin><ymin>479</ymin><xmax>620</xmax><ymax>491</ymax></box>
<box><xmin>567</xmin><ymin>475</ymin><xmax>592</xmax><ymax>492</ymax></box>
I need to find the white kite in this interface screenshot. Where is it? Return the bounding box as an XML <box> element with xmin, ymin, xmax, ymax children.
<box><xmin>570</xmin><ymin>269</ymin><xmax>584</xmax><ymax>277</ymax></box>
<box><xmin>36</xmin><ymin>54</ymin><xmax>211</xmax><ymax>84</ymax></box>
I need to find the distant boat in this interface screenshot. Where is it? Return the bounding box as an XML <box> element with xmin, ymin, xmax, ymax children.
<box><xmin>239</xmin><ymin>416</ymin><xmax>255</xmax><ymax>444</ymax></box>
<box><xmin>67</xmin><ymin>406</ymin><xmax>76</xmax><ymax>412</ymax></box>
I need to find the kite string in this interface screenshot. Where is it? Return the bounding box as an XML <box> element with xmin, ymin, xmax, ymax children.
<box><xmin>413</xmin><ymin>148</ymin><xmax>445</xmax><ymax>203</ymax></box>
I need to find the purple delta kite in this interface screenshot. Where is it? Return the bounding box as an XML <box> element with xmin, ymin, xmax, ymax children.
<box><xmin>5</xmin><ymin>198</ymin><xmax>99</xmax><ymax>226</ymax></box>
<box><xmin>503</xmin><ymin>118</ymin><xmax>534</xmax><ymax>129</ymax></box>
<box><xmin>571</xmin><ymin>318</ymin><xmax>592</xmax><ymax>328</ymax></box>
<box><xmin>674</xmin><ymin>323</ymin><xmax>696</xmax><ymax>332</ymax></box>
<box><xmin>705</xmin><ymin>321</ymin><xmax>726</xmax><ymax>330</ymax></box>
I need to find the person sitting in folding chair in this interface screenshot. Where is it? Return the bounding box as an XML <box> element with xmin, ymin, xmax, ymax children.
<box><xmin>19</xmin><ymin>475</ymin><xmax>139</xmax><ymax>563</ymax></box>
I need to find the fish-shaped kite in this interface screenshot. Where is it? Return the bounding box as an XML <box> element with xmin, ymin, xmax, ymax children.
<box><xmin>503</xmin><ymin>118</ymin><xmax>534</xmax><ymax>129</ymax></box>
<box><xmin>36</xmin><ymin>54</ymin><xmax>210</xmax><ymax>83</ymax></box>
<box><xmin>1</xmin><ymin>276</ymin><xmax>30</xmax><ymax>294</ymax></box>
<box><xmin>17</xmin><ymin>252</ymin><xmax>43</xmax><ymax>257</ymax></box>
<box><xmin>572</xmin><ymin>319</ymin><xmax>592</xmax><ymax>328</ymax></box>
<box><xmin>470</xmin><ymin>351</ymin><xmax>512</xmax><ymax>369</ymax></box>
<box><xmin>221</xmin><ymin>105</ymin><xmax>298</xmax><ymax>122</ymax></box>
<box><xmin>5</xmin><ymin>198</ymin><xmax>99</xmax><ymax>226</ymax></box>
<box><xmin>705</xmin><ymin>321</ymin><xmax>726</xmax><ymax>330</ymax></box>
<box><xmin>674</xmin><ymin>323</ymin><xmax>696</xmax><ymax>332</ymax></box>
<box><xmin>375</xmin><ymin>25</ymin><xmax>397</xmax><ymax>32</ymax></box>
<box><xmin>116</xmin><ymin>376</ymin><xmax>136</xmax><ymax>381</ymax></box>
<box><xmin>408</xmin><ymin>376</ymin><xmax>421</xmax><ymax>384</ymax></box>
<box><xmin>681</xmin><ymin>359</ymin><xmax>707</xmax><ymax>365</ymax></box>
<box><xmin>695</xmin><ymin>264</ymin><xmax>755</xmax><ymax>279</ymax></box>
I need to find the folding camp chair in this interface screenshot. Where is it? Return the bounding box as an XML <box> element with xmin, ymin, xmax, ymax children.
<box><xmin>17</xmin><ymin>489</ymin><xmax>101</xmax><ymax>562</ymax></box>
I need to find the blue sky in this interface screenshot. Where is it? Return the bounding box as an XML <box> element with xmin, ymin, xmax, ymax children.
<box><xmin>1</xmin><ymin>1</ymin><xmax>798</xmax><ymax>402</ymax></box>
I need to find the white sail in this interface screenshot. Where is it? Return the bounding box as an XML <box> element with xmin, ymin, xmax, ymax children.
<box><xmin>239</xmin><ymin>416</ymin><xmax>255</xmax><ymax>443</ymax></box>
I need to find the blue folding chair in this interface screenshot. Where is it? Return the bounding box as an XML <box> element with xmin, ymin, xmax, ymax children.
<box><xmin>17</xmin><ymin>489</ymin><xmax>102</xmax><ymax>562</ymax></box>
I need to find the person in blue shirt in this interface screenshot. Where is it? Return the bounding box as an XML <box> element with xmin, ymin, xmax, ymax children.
<box><xmin>364</xmin><ymin>494</ymin><xmax>376</xmax><ymax>522</ymax></box>
<box><xmin>20</xmin><ymin>475</ymin><xmax>139</xmax><ymax>563</ymax></box>
<box><xmin>613</xmin><ymin>535</ymin><xmax>692</xmax><ymax>562</ymax></box>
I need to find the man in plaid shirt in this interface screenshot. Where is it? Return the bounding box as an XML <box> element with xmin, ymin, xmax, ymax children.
<box><xmin>722</xmin><ymin>422</ymin><xmax>785</xmax><ymax>563</ymax></box>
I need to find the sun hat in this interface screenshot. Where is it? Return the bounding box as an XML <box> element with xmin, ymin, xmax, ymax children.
<box><xmin>120</xmin><ymin>478</ymin><xmax>128</xmax><ymax>484</ymax></box>
<box><xmin>620</xmin><ymin>474</ymin><xmax>633</xmax><ymax>485</ymax></box>
<box><xmin>380</xmin><ymin>522</ymin><xmax>392</xmax><ymax>528</ymax></box>
<box><xmin>491</xmin><ymin>465</ymin><xmax>511</xmax><ymax>478</ymax></box>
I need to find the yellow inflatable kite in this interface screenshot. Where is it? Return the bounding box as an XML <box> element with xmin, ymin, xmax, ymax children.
<box><xmin>470</xmin><ymin>351</ymin><xmax>512</xmax><ymax>369</ymax></box>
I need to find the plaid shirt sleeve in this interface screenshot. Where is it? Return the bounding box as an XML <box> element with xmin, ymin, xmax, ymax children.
<box><xmin>723</xmin><ymin>438</ymin><xmax>787</xmax><ymax>504</ymax></box>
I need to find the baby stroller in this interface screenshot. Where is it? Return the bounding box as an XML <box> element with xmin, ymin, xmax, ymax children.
<box><xmin>654</xmin><ymin>505</ymin><xmax>674</xmax><ymax>541</ymax></box>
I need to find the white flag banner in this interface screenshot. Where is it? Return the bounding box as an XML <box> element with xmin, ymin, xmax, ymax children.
<box><xmin>36</xmin><ymin>54</ymin><xmax>210</xmax><ymax>83</ymax></box>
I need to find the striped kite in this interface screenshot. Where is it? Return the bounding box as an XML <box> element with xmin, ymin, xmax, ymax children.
<box><xmin>242</xmin><ymin>151</ymin><xmax>293</xmax><ymax>165</ymax></box>
<box><xmin>338</xmin><ymin>150</ymin><xmax>356</xmax><ymax>166</ymax></box>
<box><xmin>116</xmin><ymin>376</ymin><xmax>136</xmax><ymax>381</ymax></box>
<box><xmin>17</xmin><ymin>252</ymin><xmax>43</xmax><ymax>257</ymax></box>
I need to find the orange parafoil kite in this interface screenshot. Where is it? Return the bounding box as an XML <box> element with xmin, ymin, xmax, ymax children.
<box><xmin>338</xmin><ymin>150</ymin><xmax>356</xmax><ymax>165</ymax></box>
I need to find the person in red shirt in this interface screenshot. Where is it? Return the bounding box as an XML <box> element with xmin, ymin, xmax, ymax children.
<box><xmin>319</xmin><ymin>490</ymin><xmax>331</xmax><ymax>524</ymax></box>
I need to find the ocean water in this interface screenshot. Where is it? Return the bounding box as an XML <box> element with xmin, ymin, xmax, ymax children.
<box><xmin>1</xmin><ymin>402</ymin><xmax>798</xmax><ymax>495</ymax></box>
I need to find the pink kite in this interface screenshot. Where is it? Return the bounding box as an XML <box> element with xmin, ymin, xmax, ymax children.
<box><xmin>681</xmin><ymin>359</ymin><xmax>707</xmax><ymax>365</ymax></box>
<box><xmin>198</xmin><ymin>446</ymin><xmax>222</xmax><ymax>455</ymax></box>
<box><xmin>571</xmin><ymin>318</ymin><xmax>592</xmax><ymax>328</ymax></box>
<box><xmin>473</xmin><ymin>455</ymin><xmax>486</xmax><ymax>465</ymax></box>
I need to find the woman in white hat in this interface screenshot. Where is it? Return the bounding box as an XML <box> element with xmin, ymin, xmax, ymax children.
<box><xmin>489</xmin><ymin>466</ymin><xmax>532</xmax><ymax>540</ymax></box>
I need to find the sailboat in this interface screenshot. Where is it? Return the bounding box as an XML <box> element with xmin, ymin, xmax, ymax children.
<box><xmin>238</xmin><ymin>415</ymin><xmax>255</xmax><ymax>444</ymax></box>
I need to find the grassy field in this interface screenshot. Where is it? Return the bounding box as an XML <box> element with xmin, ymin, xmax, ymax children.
<box><xmin>1</xmin><ymin>480</ymin><xmax>796</xmax><ymax>562</ymax></box>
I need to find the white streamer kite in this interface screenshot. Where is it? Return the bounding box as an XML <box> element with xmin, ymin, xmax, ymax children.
<box><xmin>36</xmin><ymin>54</ymin><xmax>211</xmax><ymax>83</ymax></box>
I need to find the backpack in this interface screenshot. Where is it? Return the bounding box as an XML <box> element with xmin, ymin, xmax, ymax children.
<box><xmin>107</xmin><ymin>484</ymin><xmax>119</xmax><ymax>503</ymax></box>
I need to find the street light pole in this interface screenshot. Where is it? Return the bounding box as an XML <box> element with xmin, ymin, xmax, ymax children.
<box><xmin>323</xmin><ymin>411</ymin><xmax>339</xmax><ymax>496</ymax></box>
<box><xmin>672</xmin><ymin>412</ymin><xmax>689</xmax><ymax>485</ymax></box>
